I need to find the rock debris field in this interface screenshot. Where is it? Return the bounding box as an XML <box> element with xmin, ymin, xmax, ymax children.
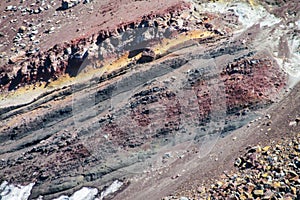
<box><xmin>166</xmin><ymin>133</ymin><xmax>300</xmax><ymax>200</ymax></box>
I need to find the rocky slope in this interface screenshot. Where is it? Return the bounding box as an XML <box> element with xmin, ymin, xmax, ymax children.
<box><xmin>166</xmin><ymin>133</ymin><xmax>300</xmax><ymax>199</ymax></box>
<box><xmin>0</xmin><ymin>0</ymin><xmax>189</xmax><ymax>92</ymax></box>
<box><xmin>0</xmin><ymin>0</ymin><xmax>299</xmax><ymax>200</ymax></box>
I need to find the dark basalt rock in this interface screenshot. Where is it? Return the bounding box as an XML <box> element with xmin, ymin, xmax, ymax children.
<box><xmin>137</xmin><ymin>48</ymin><xmax>156</xmax><ymax>63</ymax></box>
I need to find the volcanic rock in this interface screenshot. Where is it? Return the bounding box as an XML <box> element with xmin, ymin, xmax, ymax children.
<box><xmin>61</xmin><ymin>0</ymin><xmax>81</xmax><ymax>10</ymax></box>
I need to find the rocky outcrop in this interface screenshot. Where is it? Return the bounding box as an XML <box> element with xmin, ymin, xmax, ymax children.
<box><xmin>0</xmin><ymin>1</ymin><xmax>193</xmax><ymax>92</ymax></box>
<box><xmin>0</xmin><ymin>38</ymin><xmax>287</xmax><ymax>199</ymax></box>
<box><xmin>172</xmin><ymin>133</ymin><xmax>300</xmax><ymax>199</ymax></box>
<box><xmin>0</xmin><ymin>0</ymin><xmax>298</xmax><ymax>200</ymax></box>
<box><xmin>61</xmin><ymin>0</ymin><xmax>81</xmax><ymax>10</ymax></box>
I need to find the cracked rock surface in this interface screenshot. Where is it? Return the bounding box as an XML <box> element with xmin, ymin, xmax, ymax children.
<box><xmin>0</xmin><ymin>0</ymin><xmax>300</xmax><ymax>200</ymax></box>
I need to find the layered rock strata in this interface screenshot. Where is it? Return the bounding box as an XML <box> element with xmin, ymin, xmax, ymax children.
<box><xmin>0</xmin><ymin>0</ymin><xmax>298</xmax><ymax>200</ymax></box>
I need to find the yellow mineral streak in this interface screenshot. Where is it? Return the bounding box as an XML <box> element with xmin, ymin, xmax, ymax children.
<box><xmin>247</xmin><ymin>0</ymin><xmax>258</xmax><ymax>7</ymax></box>
<box><xmin>97</xmin><ymin>30</ymin><xmax>214</xmax><ymax>76</ymax></box>
<box><xmin>0</xmin><ymin>29</ymin><xmax>216</xmax><ymax>107</ymax></box>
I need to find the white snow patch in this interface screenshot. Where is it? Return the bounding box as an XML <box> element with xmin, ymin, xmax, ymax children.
<box><xmin>296</xmin><ymin>20</ymin><xmax>300</xmax><ymax>30</ymax></box>
<box><xmin>0</xmin><ymin>181</ymin><xmax>35</xmax><ymax>200</ymax></box>
<box><xmin>100</xmin><ymin>180</ymin><xmax>123</xmax><ymax>200</ymax></box>
<box><xmin>195</xmin><ymin>1</ymin><xmax>281</xmax><ymax>30</ymax></box>
<box><xmin>274</xmin><ymin>35</ymin><xmax>300</xmax><ymax>81</ymax></box>
<box><xmin>70</xmin><ymin>187</ymin><xmax>98</xmax><ymax>200</ymax></box>
<box><xmin>193</xmin><ymin>0</ymin><xmax>300</xmax><ymax>83</ymax></box>
<box><xmin>52</xmin><ymin>195</ymin><xmax>69</xmax><ymax>200</ymax></box>
<box><xmin>53</xmin><ymin>187</ymin><xmax>98</xmax><ymax>200</ymax></box>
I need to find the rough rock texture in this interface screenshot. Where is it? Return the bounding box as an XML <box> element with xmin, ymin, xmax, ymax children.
<box><xmin>0</xmin><ymin>0</ymin><xmax>191</xmax><ymax>92</ymax></box>
<box><xmin>166</xmin><ymin>134</ymin><xmax>300</xmax><ymax>199</ymax></box>
<box><xmin>0</xmin><ymin>0</ymin><xmax>299</xmax><ymax>200</ymax></box>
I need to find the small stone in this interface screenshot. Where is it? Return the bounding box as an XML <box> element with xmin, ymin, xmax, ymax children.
<box><xmin>33</xmin><ymin>40</ymin><xmax>40</xmax><ymax>45</ymax></box>
<box><xmin>234</xmin><ymin>157</ymin><xmax>243</xmax><ymax>167</ymax></box>
<box><xmin>265</xmin><ymin>114</ymin><xmax>271</xmax><ymax>119</ymax></box>
<box><xmin>243</xmin><ymin>191</ymin><xmax>252</xmax><ymax>198</ymax></box>
<box><xmin>31</xmin><ymin>30</ymin><xmax>39</xmax><ymax>35</ymax></box>
<box><xmin>197</xmin><ymin>186</ymin><xmax>205</xmax><ymax>194</ymax></box>
<box><xmin>253</xmin><ymin>189</ymin><xmax>264</xmax><ymax>196</ymax></box>
<box><xmin>177</xmin><ymin>19</ymin><xmax>184</xmax><ymax>28</ymax></box>
<box><xmin>171</xmin><ymin>174</ymin><xmax>181</xmax><ymax>179</ymax></box>
<box><xmin>61</xmin><ymin>0</ymin><xmax>80</xmax><ymax>10</ymax></box>
<box><xmin>18</xmin><ymin>26</ymin><xmax>27</xmax><ymax>33</ymax></box>
<box><xmin>9</xmin><ymin>53</ymin><xmax>25</xmax><ymax>64</ymax></box>
<box><xmin>255</xmin><ymin>145</ymin><xmax>262</xmax><ymax>153</ymax></box>
<box><xmin>295</xmin><ymin>144</ymin><xmax>300</xmax><ymax>152</ymax></box>
<box><xmin>266</xmin><ymin>121</ymin><xmax>272</xmax><ymax>126</ymax></box>
<box><xmin>291</xmin><ymin>186</ymin><xmax>296</xmax><ymax>195</ymax></box>
<box><xmin>45</xmin><ymin>27</ymin><xmax>55</xmax><ymax>34</ymax></box>
<box><xmin>6</xmin><ymin>5</ymin><xmax>17</xmax><ymax>11</ymax></box>
<box><xmin>272</xmin><ymin>181</ymin><xmax>280</xmax><ymax>188</ymax></box>
<box><xmin>262</xmin><ymin>146</ymin><xmax>271</xmax><ymax>152</ymax></box>
<box><xmin>289</xmin><ymin>121</ymin><xmax>297</xmax><ymax>126</ymax></box>
<box><xmin>288</xmin><ymin>170</ymin><xmax>298</xmax><ymax>177</ymax></box>
<box><xmin>262</xmin><ymin>191</ymin><xmax>274</xmax><ymax>199</ymax></box>
<box><xmin>30</xmin><ymin>35</ymin><xmax>36</xmax><ymax>41</ymax></box>
<box><xmin>247</xmin><ymin>183</ymin><xmax>255</xmax><ymax>193</ymax></box>
<box><xmin>34</xmin><ymin>9</ymin><xmax>40</xmax><ymax>14</ymax></box>
<box><xmin>19</xmin><ymin>43</ymin><xmax>26</xmax><ymax>49</ymax></box>
<box><xmin>216</xmin><ymin>181</ymin><xmax>223</xmax><ymax>188</ymax></box>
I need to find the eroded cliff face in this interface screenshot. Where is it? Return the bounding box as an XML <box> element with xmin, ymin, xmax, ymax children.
<box><xmin>0</xmin><ymin>2</ymin><xmax>192</xmax><ymax>92</ymax></box>
<box><xmin>0</xmin><ymin>0</ymin><xmax>299</xmax><ymax>200</ymax></box>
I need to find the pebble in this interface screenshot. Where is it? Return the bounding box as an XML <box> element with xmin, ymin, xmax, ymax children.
<box><xmin>18</xmin><ymin>26</ymin><xmax>27</xmax><ymax>33</ymax></box>
<box><xmin>31</xmin><ymin>30</ymin><xmax>39</xmax><ymax>35</ymax></box>
<box><xmin>289</xmin><ymin>121</ymin><xmax>297</xmax><ymax>126</ymax></box>
<box><xmin>253</xmin><ymin>189</ymin><xmax>264</xmax><ymax>196</ymax></box>
<box><xmin>6</xmin><ymin>5</ymin><xmax>17</xmax><ymax>12</ymax></box>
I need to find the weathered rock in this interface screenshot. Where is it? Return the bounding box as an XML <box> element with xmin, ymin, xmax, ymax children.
<box><xmin>9</xmin><ymin>53</ymin><xmax>26</xmax><ymax>64</ymax></box>
<box><xmin>18</xmin><ymin>26</ymin><xmax>27</xmax><ymax>33</ymax></box>
<box><xmin>289</xmin><ymin>121</ymin><xmax>297</xmax><ymax>126</ymax></box>
<box><xmin>253</xmin><ymin>189</ymin><xmax>264</xmax><ymax>196</ymax></box>
<box><xmin>137</xmin><ymin>48</ymin><xmax>156</xmax><ymax>63</ymax></box>
<box><xmin>61</xmin><ymin>0</ymin><xmax>80</xmax><ymax>10</ymax></box>
<box><xmin>83</xmin><ymin>0</ymin><xmax>92</xmax><ymax>4</ymax></box>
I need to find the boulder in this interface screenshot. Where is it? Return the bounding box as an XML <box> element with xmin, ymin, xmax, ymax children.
<box><xmin>137</xmin><ymin>48</ymin><xmax>156</xmax><ymax>63</ymax></box>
